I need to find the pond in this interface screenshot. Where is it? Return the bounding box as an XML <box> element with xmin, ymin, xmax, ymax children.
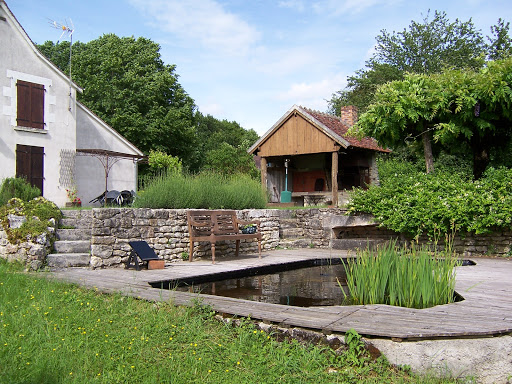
<box><xmin>150</xmin><ymin>258</ymin><xmax>351</xmax><ymax>307</ymax></box>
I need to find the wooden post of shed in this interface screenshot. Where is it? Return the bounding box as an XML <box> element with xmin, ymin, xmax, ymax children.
<box><xmin>260</xmin><ymin>157</ymin><xmax>267</xmax><ymax>192</ymax></box>
<box><xmin>331</xmin><ymin>151</ymin><xmax>338</xmax><ymax>207</ymax></box>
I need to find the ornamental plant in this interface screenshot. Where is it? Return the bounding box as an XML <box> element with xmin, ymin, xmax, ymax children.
<box><xmin>65</xmin><ymin>186</ymin><xmax>81</xmax><ymax>205</ymax></box>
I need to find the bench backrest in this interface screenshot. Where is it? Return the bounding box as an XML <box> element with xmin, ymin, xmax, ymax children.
<box><xmin>187</xmin><ymin>210</ymin><xmax>239</xmax><ymax>237</ymax></box>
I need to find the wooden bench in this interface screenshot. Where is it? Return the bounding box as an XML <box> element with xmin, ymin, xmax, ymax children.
<box><xmin>187</xmin><ymin>210</ymin><xmax>262</xmax><ymax>264</ymax></box>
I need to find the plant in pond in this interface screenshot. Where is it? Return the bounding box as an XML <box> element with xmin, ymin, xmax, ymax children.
<box><xmin>341</xmin><ymin>240</ymin><xmax>458</xmax><ymax>309</ymax></box>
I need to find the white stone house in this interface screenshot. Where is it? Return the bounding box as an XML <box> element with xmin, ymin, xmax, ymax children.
<box><xmin>0</xmin><ymin>0</ymin><xmax>143</xmax><ymax>207</ymax></box>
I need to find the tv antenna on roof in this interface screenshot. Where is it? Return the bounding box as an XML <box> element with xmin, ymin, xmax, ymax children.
<box><xmin>48</xmin><ymin>18</ymin><xmax>75</xmax><ymax>111</ymax></box>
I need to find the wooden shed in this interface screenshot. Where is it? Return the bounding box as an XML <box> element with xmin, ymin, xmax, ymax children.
<box><xmin>248</xmin><ymin>105</ymin><xmax>389</xmax><ymax>206</ymax></box>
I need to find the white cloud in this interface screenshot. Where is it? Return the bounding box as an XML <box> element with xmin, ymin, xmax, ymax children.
<box><xmin>276</xmin><ymin>73</ymin><xmax>348</xmax><ymax>109</ymax></box>
<box><xmin>312</xmin><ymin>0</ymin><xmax>402</xmax><ymax>15</ymax></box>
<box><xmin>278</xmin><ymin>0</ymin><xmax>306</xmax><ymax>12</ymax></box>
<box><xmin>128</xmin><ymin>0</ymin><xmax>261</xmax><ymax>55</ymax></box>
<box><xmin>199</xmin><ymin>102</ymin><xmax>224</xmax><ymax>116</ymax></box>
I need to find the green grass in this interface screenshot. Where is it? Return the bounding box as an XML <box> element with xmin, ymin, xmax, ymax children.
<box><xmin>134</xmin><ymin>172</ymin><xmax>267</xmax><ymax>209</ymax></box>
<box><xmin>0</xmin><ymin>260</ymin><xmax>460</xmax><ymax>383</ymax></box>
<box><xmin>342</xmin><ymin>241</ymin><xmax>458</xmax><ymax>309</ymax></box>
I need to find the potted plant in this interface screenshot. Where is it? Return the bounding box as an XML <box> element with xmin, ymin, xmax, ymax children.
<box><xmin>241</xmin><ymin>224</ymin><xmax>257</xmax><ymax>234</ymax></box>
<box><xmin>65</xmin><ymin>186</ymin><xmax>81</xmax><ymax>207</ymax></box>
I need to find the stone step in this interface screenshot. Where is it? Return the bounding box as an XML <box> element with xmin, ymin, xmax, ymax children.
<box><xmin>47</xmin><ymin>253</ymin><xmax>90</xmax><ymax>268</ymax></box>
<box><xmin>56</xmin><ymin>228</ymin><xmax>91</xmax><ymax>241</ymax></box>
<box><xmin>59</xmin><ymin>218</ymin><xmax>92</xmax><ymax>229</ymax></box>
<box><xmin>278</xmin><ymin>238</ymin><xmax>316</xmax><ymax>249</ymax></box>
<box><xmin>279</xmin><ymin>228</ymin><xmax>305</xmax><ymax>239</ymax></box>
<box><xmin>329</xmin><ymin>238</ymin><xmax>387</xmax><ymax>251</ymax></box>
<box><xmin>53</xmin><ymin>240</ymin><xmax>91</xmax><ymax>254</ymax></box>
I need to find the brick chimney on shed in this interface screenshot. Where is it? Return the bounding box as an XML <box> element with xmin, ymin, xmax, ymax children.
<box><xmin>340</xmin><ymin>105</ymin><xmax>358</xmax><ymax>127</ymax></box>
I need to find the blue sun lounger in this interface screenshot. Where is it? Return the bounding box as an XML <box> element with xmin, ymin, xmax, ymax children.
<box><xmin>126</xmin><ymin>240</ymin><xmax>160</xmax><ymax>270</ymax></box>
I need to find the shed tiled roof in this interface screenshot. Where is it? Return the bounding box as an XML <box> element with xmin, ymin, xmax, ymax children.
<box><xmin>302</xmin><ymin>107</ymin><xmax>390</xmax><ymax>153</ymax></box>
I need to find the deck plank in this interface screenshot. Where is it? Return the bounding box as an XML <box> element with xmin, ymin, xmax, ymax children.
<box><xmin>48</xmin><ymin>250</ymin><xmax>512</xmax><ymax>340</ymax></box>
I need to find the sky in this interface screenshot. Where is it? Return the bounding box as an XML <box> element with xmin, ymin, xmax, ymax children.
<box><xmin>6</xmin><ymin>0</ymin><xmax>512</xmax><ymax>135</ymax></box>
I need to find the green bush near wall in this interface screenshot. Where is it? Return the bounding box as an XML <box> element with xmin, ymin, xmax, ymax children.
<box><xmin>0</xmin><ymin>177</ymin><xmax>41</xmax><ymax>206</ymax></box>
<box><xmin>133</xmin><ymin>172</ymin><xmax>267</xmax><ymax>209</ymax></box>
<box><xmin>347</xmin><ymin>167</ymin><xmax>512</xmax><ymax>238</ymax></box>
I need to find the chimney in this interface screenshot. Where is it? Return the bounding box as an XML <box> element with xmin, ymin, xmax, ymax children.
<box><xmin>340</xmin><ymin>105</ymin><xmax>358</xmax><ymax>127</ymax></box>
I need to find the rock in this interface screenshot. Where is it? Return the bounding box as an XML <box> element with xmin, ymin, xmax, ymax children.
<box><xmin>8</xmin><ymin>214</ymin><xmax>26</xmax><ymax>229</ymax></box>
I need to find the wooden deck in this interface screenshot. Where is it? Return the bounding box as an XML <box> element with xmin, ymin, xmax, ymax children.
<box><xmin>49</xmin><ymin>249</ymin><xmax>512</xmax><ymax>340</ymax></box>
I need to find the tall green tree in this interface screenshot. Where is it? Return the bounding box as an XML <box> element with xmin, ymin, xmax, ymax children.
<box><xmin>328</xmin><ymin>11</ymin><xmax>505</xmax><ymax>115</ymax></box>
<box><xmin>38</xmin><ymin>34</ymin><xmax>197</xmax><ymax>164</ymax></box>
<box><xmin>353</xmin><ymin>58</ymin><xmax>512</xmax><ymax>178</ymax></box>
<box><xmin>193</xmin><ymin>113</ymin><xmax>259</xmax><ymax>176</ymax></box>
<box><xmin>487</xmin><ymin>18</ymin><xmax>512</xmax><ymax>60</ymax></box>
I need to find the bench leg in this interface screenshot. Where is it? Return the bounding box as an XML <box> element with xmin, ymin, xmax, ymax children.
<box><xmin>258</xmin><ymin>239</ymin><xmax>261</xmax><ymax>259</ymax></box>
<box><xmin>189</xmin><ymin>240</ymin><xmax>194</xmax><ymax>262</ymax></box>
<box><xmin>211</xmin><ymin>242</ymin><xmax>216</xmax><ymax>264</ymax></box>
<box><xmin>235</xmin><ymin>240</ymin><xmax>240</xmax><ymax>257</ymax></box>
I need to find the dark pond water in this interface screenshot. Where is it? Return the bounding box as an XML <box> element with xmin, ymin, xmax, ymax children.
<box><xmin>152</xmin><ymin>258</ymin><xmax>350</xmax><ymax>307</ymax></box>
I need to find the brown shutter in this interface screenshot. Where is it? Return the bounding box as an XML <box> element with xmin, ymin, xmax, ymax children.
<box><xmin>16</xmin><ymin>144</ymin><xmax>44</xmax><ymax>195</ymax></box>
<box><xmin>16</xmin><ymin>81</ymin><xmax>31</xmax><ymax>127</ymax></box>
<box><xmin>31</xmin><ymin>83</ymin><xmax>45</xmax><ymax>129</ymax></box>
<box><xmin>16</xmin><ymin>80</ymin><xmax>45</xmax><ymax>129</ymax></box>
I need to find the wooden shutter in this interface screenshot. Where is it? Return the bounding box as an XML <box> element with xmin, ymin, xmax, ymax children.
<box><xmin>16</xmin><ymin>80</ymin><xmax>45</xmax><ymax>129</ymax></box>
<box><xmin>16</xmin><ymin>144</ymin><xmax>44</xmax><ymax>195</ymax></box>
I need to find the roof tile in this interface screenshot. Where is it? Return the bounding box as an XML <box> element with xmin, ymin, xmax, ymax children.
<box><xmin>303</xmin><ymin>107</ymin><xmax>389</xmax><ymax>153</ymax></box>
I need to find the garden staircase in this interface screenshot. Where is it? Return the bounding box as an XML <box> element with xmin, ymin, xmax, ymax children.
<box><xmin>47</xmin><ymin>210</ymin><xmax>92</xmax><ymax>268</ymax></box>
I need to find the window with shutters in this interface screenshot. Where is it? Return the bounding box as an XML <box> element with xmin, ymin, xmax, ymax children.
<box><xmin>16</xmin><ymin>80</ymin><xmax>45</xmax><ymax>129</ymax></box>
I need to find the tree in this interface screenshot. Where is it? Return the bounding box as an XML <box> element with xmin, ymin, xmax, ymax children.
<box><xmin>193</xmin><ymin>113</ymin><xmax>259</xmax><ymax>175</ymax></box>
<box><xmin>329</xmin><ymin>11</ymin><xmax>500</xmax><ymax>115</ymax></box>
<box><xmin>38</xmin><ymin>35</ymin><xmax>197</xmax><ymax>165</ymax></box>
<box><xmin>487</xmin><ymin>18</ymin><xmax>512</xmax><ymax>60</ymax></box>
<box><xmin>353</xmin><ymin>58</ymin><xmax>512</xmax><ymax>178</ymax></box>
<box><xmin>204</xmin><ymin>142</ymin><xmax>259</xmax><ymax>178</ymax></box>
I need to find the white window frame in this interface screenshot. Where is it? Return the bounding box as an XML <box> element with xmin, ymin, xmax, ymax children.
<box><xmin>3</xmin><ymin>69</ymin><xmax>56</xmax><ymax>133</ymax></box>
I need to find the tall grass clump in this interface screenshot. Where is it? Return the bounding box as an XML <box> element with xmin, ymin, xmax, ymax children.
<box><xmin>342</xmin><ymin>240</ymin><xmax>458</xmax><ymax>309</ymax></box>
<box><xmin>0</xmin><ymin>177</ymin><xmax>41</xmax><ymax>206</ymax></box>
<box><xmin>134</xmin><ymin>172</ymin><xmax>267</xmax><ymax>209</ymax></box>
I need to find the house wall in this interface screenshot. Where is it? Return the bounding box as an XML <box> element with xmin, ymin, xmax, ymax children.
<box><xmin>0</xmin><ymin>4</ymin><xmax>77</xmax><ymax>206</ymax></box>
<box><xmin>75</xmin><ymin>105</ymin><xmax>139</xmax><ymax>206</ymax></box>
<box><xmin>257</xmin><ymin>114</ymin><xmax>338</xmax><ymax>157</ymax></box>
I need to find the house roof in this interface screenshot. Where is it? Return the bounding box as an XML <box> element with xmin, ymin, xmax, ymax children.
<box><xmin>0</xmin><ymin>0</ymin><xmax>83</xmax><ymax>93</ymax></box>
<box><xmin>248</xmin><ymin>105</ymin><xmax>389</xmax><ymax>155</ymax></box>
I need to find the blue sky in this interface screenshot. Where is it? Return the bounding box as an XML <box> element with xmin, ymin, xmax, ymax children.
<box><xmin>6</xmin><ymin>0</ymin><xmax>512</xmax><ymax>135</ymax></box>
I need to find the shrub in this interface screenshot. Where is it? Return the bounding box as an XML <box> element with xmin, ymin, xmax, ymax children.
<box><xmin>348</xmin><ymin>166</ymin><xmax>512</xmax><ymax>237</ymax></box>
<box><xmin>133</xmin><ymin>172</ymin><xmax>267</xmax><ymax>209</ymax></box>
<box><xmin>342</xmin><ymin>241</ymin><xmax>458</xmax><ymax>309</ymax></box>
<box><xmin>0</xmin><ymin>177</ymin><xmax>41</xmax><ymax>206</ymax></box>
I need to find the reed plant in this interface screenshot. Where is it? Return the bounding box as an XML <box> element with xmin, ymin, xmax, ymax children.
<box><xmin>342</xmin><ymin>240</ymin><xmax>458</xmax><ymax>309</ymax></box>
<box><xmin>134</xmin><ymin>171</ymin><xmax>267</xmax><ymax>209</ymax></box>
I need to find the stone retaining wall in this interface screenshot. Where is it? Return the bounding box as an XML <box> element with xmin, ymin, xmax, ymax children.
<box><xmin>89</xmin><ymin>208</ymin><xmax>282</xmax><ymax>268</ymax></box>
<box><xmin>89</xmin><ymin>208</ymin><xmax>512</xmax><ymax>268</ymax></box>
<box><xmin>0</xmin><ymin>226</ymin><xmax>56</xmax><ymax>270</ymax></box>
<box><xmin>2</xmin><ymin>208</ymin><xmax>510</xmax><ymax>269</ymax></box>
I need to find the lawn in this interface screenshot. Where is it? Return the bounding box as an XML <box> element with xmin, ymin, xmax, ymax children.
<box><xmin>0</xmin><ymin>260</ymin><xmax>460</xmax><ymax>383</ymax></box>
